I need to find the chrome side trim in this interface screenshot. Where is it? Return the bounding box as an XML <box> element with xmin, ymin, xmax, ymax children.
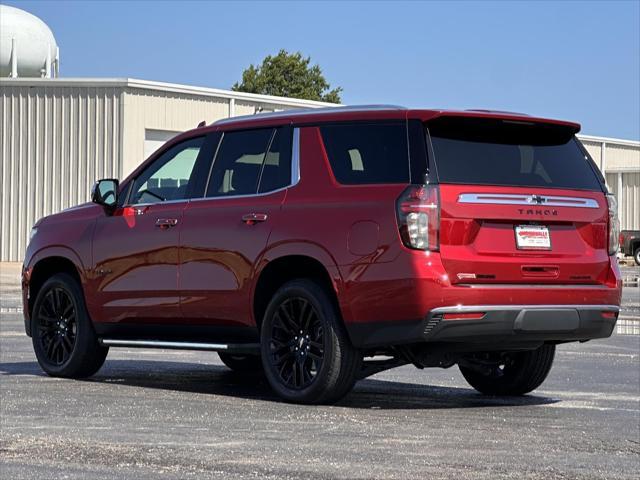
<box><xmin>456</xmin><ymin>284</ymin><xmax>608</xmax><ymax>289</ymax></box>
<box><xmin>291</xmin><ymin>127</ymin><xmax>301</xmax><ymax>185</ymax></box>
<box><xmin>458</xmin><ymin>193</ymin><xmax>599</xmax><ymax>209</ymax></box>
<box><xmin>188</xmin><ymin>185</ymin><xmax>290</xmax><ymax>203</ymax></box>
<box><xmin>124</xmin><ymin>198</ymin><xmax>190</xmax><ymax>209</ymax></box>
<box><xmin>100</xmin><ymin>339</ymin><xmax>231</xmax><ymax>351</ymax></box>
<box><xmin>431</xmin><ymin>304</ymin><xmax>619</xmax><ymax>314</ymax></box>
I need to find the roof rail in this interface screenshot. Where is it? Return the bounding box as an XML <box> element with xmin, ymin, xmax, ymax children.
<box><xmin>213</xmin><ymin>104</ymin><xmax>406</xmax><ymax>126</ymax></box>
<box><xmin>465</xmin><ymin>109</ymin><xmax>531</xmax><ymax>116</ymax></box>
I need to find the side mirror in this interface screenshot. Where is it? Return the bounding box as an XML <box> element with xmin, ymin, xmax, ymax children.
<box><xmin>92</xmin><ymin>179</ymin><xmax>119</xmax><ymax>212</ymax></box>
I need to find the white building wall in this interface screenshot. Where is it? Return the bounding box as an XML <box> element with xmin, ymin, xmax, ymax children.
<box><xmin>121</xmin><ymin>88</ymin><xmax>230</xmax><ymax>175</ymax></box>
<box><xmin>1</xmin><ymin>78</ymin><xmax>638</xmax><ymax>262</ymax></box>
<box><xmin>1</xmin><ymin>84</ymin><xmax>123</xmax><ymax>261</ymax></box>
<box><xmin>579</xmin><ymin>135</ymin><xmax>640</xmax><ymax>231</ymax></box>
<box><xmin>0</xmin><ymin>78</ymin><xmax>334</xmax><ymax>261</ymax></box>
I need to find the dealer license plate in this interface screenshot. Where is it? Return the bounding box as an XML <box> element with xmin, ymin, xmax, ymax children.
<box><xmin>515</xmin><ymin>225</ymin><xmax>551</xmax><ymax>250</ymax></box>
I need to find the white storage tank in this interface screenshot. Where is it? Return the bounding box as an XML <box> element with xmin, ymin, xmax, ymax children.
<box><xmin>0</xmin><ymin>4</ymin><xmax>59</xmax><ymax>77</ymax></box>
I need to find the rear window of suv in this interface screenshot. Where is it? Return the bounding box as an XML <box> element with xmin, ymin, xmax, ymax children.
<box><xmin>428</xmin><ymin>117</ymin><xmax>602</xmax><ymax>191</ymax></box>
<box><xmin>320</xmin><ymin>122</ymin><xmax>409</xmax><ymax>184</ymax></box>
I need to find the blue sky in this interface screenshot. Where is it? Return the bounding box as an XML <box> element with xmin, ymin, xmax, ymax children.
<box><xmin>5</xmin><ymin>0</ymin><xmax>640</xmax><ymax>140</ymax></box>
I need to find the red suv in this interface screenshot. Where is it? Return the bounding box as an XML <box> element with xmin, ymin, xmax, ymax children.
<box><xmin>22</xmin><ymin>106</ymin><xmax>622</xmax><ymax>403</ymax></box>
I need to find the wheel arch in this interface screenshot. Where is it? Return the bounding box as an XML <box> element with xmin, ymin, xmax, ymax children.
<box><xmin>25</xmin><ymin>248</ymin><xmax>85</xmax><ymax>329</ymax></box>
<box><xmin>251</xmin><ymin>247</ymin><xmax>349</xmax><ymax>335</ymax></box>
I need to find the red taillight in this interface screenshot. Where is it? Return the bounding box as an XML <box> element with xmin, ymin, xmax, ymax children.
<box><xmin>396</xmin><ymin>184</ymin><xmax>440</xmax><ymax>251</ymax></box>
<box><xmin>606</xmin><ymin>194</ymin><xmax>620</xmax><ymax>255</ymax></box>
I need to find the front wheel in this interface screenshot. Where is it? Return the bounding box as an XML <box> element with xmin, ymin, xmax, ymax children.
<box><xmin>260</xmin><ymin>279</ymin><xmax>361</xmax><ymax>404</ymax></box>
<box><xmin>31</xmin><ymin>273</ymin><xmax>108</xmax><ymax>378</ymax></box>
<box><xmin>459</xmin><ymin>344</ymin><xmax>555</xmax><ymax>396</ymax></box>
<box><xmin>634</xmin><ymin>247</ymin><xmax>640</xmax><ymax>266</ymax></box>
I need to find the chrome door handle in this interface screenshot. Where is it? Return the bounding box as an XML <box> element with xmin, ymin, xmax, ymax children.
<box><xmin>155</xmin><ymin>218</ymin><xmax>178</xmax><ymax>229</ymax></box>
<box><xmin>241</xmin><ymin>213</ymin><xmax>268</xmax><ymax>225</ymax></box>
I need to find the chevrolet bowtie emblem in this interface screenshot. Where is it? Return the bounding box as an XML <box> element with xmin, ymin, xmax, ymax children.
<box><xmin>528</xmin><ymin>195</ymin><xmax>546</xmax><ymax>204</ymax></box>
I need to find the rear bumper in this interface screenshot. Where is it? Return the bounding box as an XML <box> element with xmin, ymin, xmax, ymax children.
<box><xmin>424</xmin><ymin>304</ymin><xmax>618</xmax><ymax>343</ymax></box>
<box><xmin>348</xmin><ymin>304</ymin><xmax>619</xmax><ymax>348</ymax></box>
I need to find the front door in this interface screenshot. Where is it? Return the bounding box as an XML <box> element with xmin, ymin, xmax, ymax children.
<box><xmin>87</xmin><ymin>136</ymin><xmax>208</xmax><ymax>329</ymax></box>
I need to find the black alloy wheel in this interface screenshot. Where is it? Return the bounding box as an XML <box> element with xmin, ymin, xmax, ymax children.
<box><xmin>31</xmin><ymin>273</ymin><xmax>109</xmax><ymax>378</ymax></box>
<box><xmin>35</xmin><ymin>286</ymin><xmax>77</xmax><ymax>365</ymax></box>
<box><xmin>260</xmin><ymin>279</ymin><xmax>361</xmax><ymax>404</ymax></box>
<box><xmin>268</xmin><ymin>296</ymin><xmax>324</xmax><ymax>390</ymax></box>
<box><xmin>459</xmin><ymin>344</ymin><xmax>555</xmax><ymax>396</ymax></box>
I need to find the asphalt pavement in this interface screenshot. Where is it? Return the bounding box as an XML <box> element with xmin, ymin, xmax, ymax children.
<box><xmin>1</xmin><ymin>262</ymin><xmax>639</xmax><ymax>479</ymax></box>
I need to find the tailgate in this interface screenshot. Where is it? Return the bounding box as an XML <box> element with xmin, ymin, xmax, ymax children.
<box><xmin>439</xmin><ymin>185</ymin><xmax>609</xmax><ymax>285</ymax></box>
<box><xmin>426</xmin><ymin>115</ymin><xmax>611</xmax><ymax>286</ymax></box>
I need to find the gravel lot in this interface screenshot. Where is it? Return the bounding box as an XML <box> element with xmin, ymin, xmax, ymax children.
<box><xmin>1</xmin><ymin>262</ymin><xmax>638</xmax><ymax>479</ymax></box>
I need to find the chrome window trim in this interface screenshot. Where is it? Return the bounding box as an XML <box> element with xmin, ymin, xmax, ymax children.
<box><xmin>458</xmin><ymin>193</ymin><xmax>599</xmax><ymax>209</ymax></box>
<box><xmin>189</xmin><ymin>185</ymin><xmax>291</xmax><ymax>203</ymax></box>
<box><xmin>123</xmin><ymin>198</ymin><xmax>191</xmax><ymax>209</ymax></box>
<box><xmin>431</xmin><ymin>304</ymin><xmax>619</xmax><ymax>314</ymax></box>
<box><xmin>124</xmin><ymin>127</ymin><xmax>300</xmax><ymax>207</ymax></box>
<box><xmin>291</xmin><ymin>127</ymin><xmax>301</xmax><ymax>185</ymax></box>
<box><xmin>194</xmin><ymin>126</ymin><xmax>300</xmax><ymax>202</ymax></box>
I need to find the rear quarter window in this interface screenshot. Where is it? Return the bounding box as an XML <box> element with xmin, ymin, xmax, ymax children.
<box><xmin>320</xmin><ymin>122</ymin><xmax>409</xmax><ymax>185</ymax></box>
<box><xmin>428</xmin><ymin>117</ymin><xmax>603</xmax><ymax>191</ymax></box>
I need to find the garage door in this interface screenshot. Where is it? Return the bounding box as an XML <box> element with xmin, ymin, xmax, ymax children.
<box><xmin>144</xmin><ymin>129</ymin><xmax>182</xmax><ymax>160</ymax></box>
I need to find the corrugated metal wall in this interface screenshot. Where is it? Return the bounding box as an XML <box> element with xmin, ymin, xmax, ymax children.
<box><xmin>579</xmin><ymin>136</ymin><xmax>639</xmax><ymax>231</ymax></box>
<box><xmin>1</xmin><ymin>80</ymin><xmax>638</xmax><ymax>262</ymax></box>
<box><xmin>621</xmin><ymin>173</ymin><xmax>640</xmax><ymax>230</ymax></box>
<box><xmin>607</xmin><ymin>172</ymin><xmax>640</xmax><ymax>231</ymax></box>
<box><xmin>121</xmin><ymin>88</ymin><xmax>230</xmax><ymax>175</ymax></box>
<box><xmin>1</xmin><ymin>85</ymin><xmax>123</xmax><ymax>261</ymax></box>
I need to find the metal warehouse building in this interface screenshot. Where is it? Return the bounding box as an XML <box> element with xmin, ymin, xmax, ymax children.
<box><xmin>1</xmin><ymin>77</ymin><xmax>639</xmax><ymax>262</ymax></box>
<box><xmin>0</xmin><ymin>78</ymin><xmax>332</xmax><ymax>261</ymax></box>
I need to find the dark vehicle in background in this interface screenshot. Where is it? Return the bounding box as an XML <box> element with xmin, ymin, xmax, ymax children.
<box><xmin>22</xmin><ymin>106</ymin><xmax>622</xmax><ymax>404</ymax></box>
<box><xmin>619</xmin><ymin>230</ymin><xmax>640</xmax><ymax>265</ymax></box>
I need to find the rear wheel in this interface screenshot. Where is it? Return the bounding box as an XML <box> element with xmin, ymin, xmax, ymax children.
<box><xmin>260</xmin><ymin>279</ymin><xmax>361</xmax><ymax>404</ymax></box>
<box><xmin>218</xmin><ymin>352</ymin><xmax>262</xmax><ymax>372</ymax></box>
<box><xmin>459</xmin><ymin>344</ymin><xmax>555</xmax><ymax>396</ymax></box>
<box><xmin>31</xmin><ymin>273</ymin><xmax>108</xmax><ymax>378</ymax></box>
<box><xmin>634</xmin><ymin>246</ymin><xmax>640</xmax><ymax>266</ymax></box>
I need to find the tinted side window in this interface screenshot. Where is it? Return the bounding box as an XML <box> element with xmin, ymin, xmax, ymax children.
<box><xmin>320</xmin><ymin>123</ymin><xmax>409</xmax><ymax>185</ymax></box>
<box><xmin>258</xmin><ymin>127</ymin><xmax>292</xmax><ymax>193</ymax></box>
<box><xmin>130</xmin><ymin>137</ymin><xmax>204</xmax><ymax>204</ymax></box>
<box><xmin>206</xmin><ymin>129</ymin><xmax>274</xmax><ymax>197</ymax></box>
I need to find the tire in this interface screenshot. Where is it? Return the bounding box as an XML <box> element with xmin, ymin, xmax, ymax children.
<box><xmin>459</xmin><ymin>344</ymin><xmax>555</xmax><ymax>396</ymax></box>
<box><xmin>260</xmin><ymin>279</ymin><xmax>361</xmax><ymax>404</ymax></box>
<box><xmin>634</xmin><ymin>247</ymin><xmax>640</xmax><ymax>266</ymax></box>
<box><xmin>218</xmin><ymin>352</ymin><xmax>262</xmax><ymax>372</ymax></box>
<box><xmin>31</xmin><ymin>273</ymin><xmax>108</xmax><ymax>378</ymax></box>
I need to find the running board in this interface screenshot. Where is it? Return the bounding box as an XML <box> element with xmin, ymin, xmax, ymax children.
<box><xmin>99</xmin><ymin>339</ymin><xmax>260</xmax><ymax>355</ymax></box>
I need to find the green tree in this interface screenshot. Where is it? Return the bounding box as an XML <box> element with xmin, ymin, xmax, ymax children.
<box><xmin>232</xmin><ymin>50</ymin><xmax>342</xmax><ymax>103</ymax></box>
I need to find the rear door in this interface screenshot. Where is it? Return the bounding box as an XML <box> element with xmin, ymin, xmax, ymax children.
<box><xmin>179</xmin><ymin>126</ymin><xmax>293</xmax><ymax>329</ymax></box>
<box><xmin>426</xmin><ymin>116</ymin><xmax>610</xmax><ymax>285</ymax></box>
